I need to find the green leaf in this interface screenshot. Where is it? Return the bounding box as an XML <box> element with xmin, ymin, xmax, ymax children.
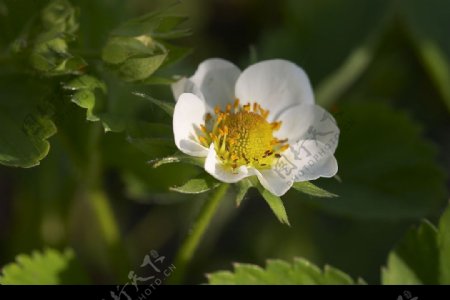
<box><xmin>292</xmin><ymin>181</ymin><xmax>338</xmax><ymax>198</ymax></box>
<box><xmin>102</xmin><ymin>133</ymin><xmax>199</xmax><ymax>200</ymax></box>
<box><xmin>257</xmin><ymin>185</ymin><xmax>290</xmax><ymax>226</ymax></box>
<box><xmin>64</xmin><ymin>75</ymin><xmax>107</xmax><ymax>122</ymax></box>
<box><xmin>0</xmin><ymin>248</ymin><xmax>89</xmax><ymax>284</ymax></box>
<box><xmin>101</xmin><ymin>4</ymin><xmax>191</xmax><ymax>82</ymax></box>
<box><xmin>207</xmin><ymin>258</ymin><xmax>361</xmax><ymax>285</ymax></box>
<box><xmin>40</xmin><ymin>0</ymin><xmax>78</xmax><ymax>34</ymax></box>
<box><xmin>316</xmin><ymin>40</ymin><xmax>377</xmax><ymax>108</ymax></box>
<box><xmin>110</xmin><ymin>6</ymin><xmax>189</xmax><ymax>38</ymax></box>
<box><xmin>438</xmin><ymin>204</ymin><xmax>450</xmax><ymax>284</ymax></box>
<box><xmin>26</xmin><ymin>0</ymin><xmax>84</xmax><ymax>76</ymax></box>
<box><xmin>296</xmin><ymin>102</ymin><xmax>447</xmax><ymax>220</ymax></box>
<box><xmin>410</xmin><ymin>38</ymin><xmax>450</xmax><ymax>113</ymax></box>
<box><xmin>0</xmin><ymin>76</ymin><xmax>57</xmax><ymax>168</ymax></box>
<box><xmin>101</xmin><ymin>35</ymin><xmax>171</xmax><ymax>82</ymax></box>
<box><xmin>132</xmin><ymin>92</ymin><xmax>174</xmax><ymax>116</ymax></box>
<box><xmin>101</xmin><ymin>35</ymin><xmax>155</xmax><ymax>65</ymax></box>
<box><xmin>126</xmin><ymin>121</ymin><xmax>175</xmax><ymax>157</ymax></box>
<box><xmin>399</xmin><ymin>0</ymin><xmax>450</xmax><ymax>112</ymax></box>
<box><xmin>382</xmin><ymin>204</ymin><xmax>450</xmax><ymax>284</ymax></box>
<box><xmin>152</xmin><ymin>15</ymin><xmax>190</xmax><ymax>38</ymax></box>
<box><xmin>149</xmin><ymin>152</ymin><xmax>204</xmax><ymax>169</ymax></box>
<box><xmin>259</xmin><ymin>0</ymin><xmax>389</xmax><ymax>85</ymax></box>
<box><xmin>170</xmin><ymin>173</ymin><xmax>220</xmax><ymax>194</ymax></box>
<box><xmin>234</xmin><ymin>178</ymin><xmax>253</xmax><ymax>207</ymax></box>
<box><xmin>382</xmin><ymin>221</ymin><xmax>439</xmax><ymax>284</ymax></box>
<box><xmin>140</xmin><ymin>76</ymin><xmax>177</xmax><ymax>85</ymax></box>
<box><xmin>118</xmin><ymin>53</ymin><xmax>167</xmax><ymax>82</ymax></box>
<box><xmin>158</xmin><ymin>42</ymin><xmax>192</xmax><ymax>68</ymax></box>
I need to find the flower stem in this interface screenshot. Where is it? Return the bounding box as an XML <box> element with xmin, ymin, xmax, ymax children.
<box><xmin>170</xmin><ymin>183</ymin><xmax>229</xmax><ymax>284</ymax></box>
<box><xmin>88</xmin><ymin>188</ymin><xmax>129</xmax><ymax>281</ymax></box>
<box><xmin>84</xmin><ymin>123</ymin><xmax>129</xmax><ymax>281</ymax></box>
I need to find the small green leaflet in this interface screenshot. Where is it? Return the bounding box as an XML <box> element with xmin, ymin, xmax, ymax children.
<box><xmin>257</xmin><ymin>185</ymin><xmax>290</xmax><ymax>226</ymax></box>
<box><xmin>292</xmin><ymin>181</ymin><xmax>338</xmax><ymax>198</ymax></box>
<box><xmin>27</xmin><ymin>0</ymin><xmax>86</xmax><ymax>76</ymax></box>
<box><xmin>382</xmin><ymin>204</ymin><xmax>450</xmax><ymax>284</ymax></box>
<box><xmin>0</xmin><ymin>248</ymin><xmax>89</xmax><ymax>285</ymax></box>
<box><xmin>102</xmin><ymin>4</ymin><xmax>191</xmax><ymax>82</ymax></box>
<box><xmin>132</xmin><ymin>92</ymin><xmax>174</xmax><ymax>116</ymax></box>
<box><xmin>170</xmin><ymin>173</ymin><xmax>220</xmax><ymax>194</ymax></box>
<box><xmin>207</xmin><ymin>258</ymin><xmax>363</xmax><ymax>285</ymax></box>
<box><xmin>234</xmin><ymin>178</ymin><xmax>253</xmax><ymax>207</ymax></box>
<box><xmin>0</xmin><ymin>77</ymin><xmax>57</xmax><ymax>168</ymax></box>
<box><xmin>64</xmin><ymin>75</ymin><xmax>107</xmax><ymax>122</ymax></box>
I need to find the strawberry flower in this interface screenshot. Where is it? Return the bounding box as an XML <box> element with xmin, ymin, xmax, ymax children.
<box><xmin>172</xmin><ymin>59</ymin><xmax>339</xmax><ymax>196</ymax></box>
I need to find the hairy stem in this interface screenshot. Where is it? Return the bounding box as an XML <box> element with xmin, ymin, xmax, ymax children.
<box><xmin>170</xmin><ymin>183</ymin><xmax>229</xmax><ymax>284</ymax></box>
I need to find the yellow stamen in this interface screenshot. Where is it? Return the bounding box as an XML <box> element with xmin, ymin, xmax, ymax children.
<box><xmin>196</xmin><ymin>99</ymin><xmax>289</xmax><ymax>170</ymax></box>
<box><xmin>280</xmin><ymin>144</ymin><xmax>290</xmax><ymax>152</ymax></box>
<box><xmin>271</xmin><ymin>121</ymin><xmax>282</xmax><ymax>131</ymax></box>
<box><xmin>198</xmin><ymin>136</ymin><xmax>208</xmax><ymax>146</ymax></box>
<box><xmin>234</xmin><ymin>99</ymin><xmax>240</xmax><ymax>111</ymax></box>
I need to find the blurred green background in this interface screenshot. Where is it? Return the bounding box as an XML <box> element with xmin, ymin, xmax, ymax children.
<box><xmin>0</xmin><ymin>0</ymin><xmax>449</xmax><ymax>284</ymax></box>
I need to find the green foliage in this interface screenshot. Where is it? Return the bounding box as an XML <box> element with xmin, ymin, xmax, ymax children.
<box><xmin>0</xmin><ymin>248</ymin><xmax>88</xmax><ymax>284</ymax></box>
<box><xmin>257</xmin><ymin>185</ymin><xmax>290</xmax><ymax>226</ymax></box>
<box><xmin>439</xmin><ymin>204</ymin><xmax>450</xmax><ymax>283</ymax></box>
<box><xmin>118</xmin><ymin>53</ymin><xmax>168</xmax><ymax>82</ymax></box>
<box><xmin>132</xmin><ymin>92</ymin><xmax>175</xmax><ymax>116</ymax></box>
<box><xmin>207</xmin><ymin>258</ymin><xmax>360</xmax><ymax>284</ymax></box>
<box><xmin>101</xmin><ymin>6</ymin><xmax>191</xmax><ymax>82</ymax></box>
<box><xmin>292</xmin><ymin>181</ymin><xmax>338</xmax><ymax>198</ymax></box>
<box><xmin>382</xmin><ymin>205</ymin><xmax>450</xmax><ymax>284</ymax></box>
<box><xmin>170</xmin><ymin>173</ymin><xmax>220</xmax><ymax>194</ymax></box>
<box><xmin>0</xmin><ymin>0</ymin><xmax>191</xmax><ymax>168</ymax></box>
<box><xmin>0</xmin><ymin>77</ymin><xmax>57</xmax><ymax>167</ymax></box>
<box><xmin>20</xmin><ymin>0</ymin><xmax>86</xmax><ymax>76</ymax></box>
<box><xmin>126</xmin><ymin>121</ymin><xmax>175</xmax><ymax>157</ymax></box>
<box><xmin>260</xmin><ymin>0</ymin><xmax>389</xmax><ymax>85</ymax></box>
<box><xmin>102</xmin><ymin>36</ymin><xmax>156</xmax><ymax>65</ymax></box>
<box><xmin>401</xmin><ymin>0</ymin><xmax>450</xmax><ymax>113</ymax></box>
<box><xmin>234</xmin><ymin>178</ymin><xmax>253</xmax><ymax>206</ymax></box>
<box><xmin>148</xmin><ymin>152</ymin><xmax>204</xmax><ymax>169</ymax></box>
<box><xmin>1</xmin><ymin>0</ymin><xmax>450</xmax><ymax>286</ymax></box>
<box><xmin>64</xmin><ymin>75</ymin><xmax>107</xmax><ymax>122</ymax></box>
<box><xmin>298</xmin><ymin>102</ymin><xmax>447</xmax><ymax>220</ymax></box>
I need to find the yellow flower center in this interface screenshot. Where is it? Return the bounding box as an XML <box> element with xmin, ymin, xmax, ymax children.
<box><xmin>197</xmin><ymin>99</ymin><xmax>289</xmax><ymax>170</ymax></box>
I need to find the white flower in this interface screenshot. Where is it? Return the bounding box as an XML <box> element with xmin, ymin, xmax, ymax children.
<box><xmin>171</xmin><ymin>59</ymin><xmax>339</xmax><ymax>196</ymax></box>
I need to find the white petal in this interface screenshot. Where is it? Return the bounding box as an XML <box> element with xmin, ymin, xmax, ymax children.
<box><xmin>171</xmin><ymin>77</ymin><xmax>204</xmax><ymax>102</ymax></box>
<box><xmin>294</xmin><ymin>155</ymin><xmax>338</xmax><ymax>182</ymax></box>
<box><xmin>316</xmin><ymin>155</ymin><xmax>338</xmax><ymax>178</ymax></box>
<box><xmin>274</xmin><ymin>140</ymin><xmax>339</xmax><ymax>182</ymax></box>
<box><xmin>204</xmin><ymin>145</ymin><xmax>250</xmax><ymax>183</ymax></box>
<box><xmin>172</xmin><ymin>93</ymin><xmax>209</xmax><ymax>157</ymax></box>
<box><xmin>176</xmin><ymin>58</ymin><xmax>241</xmax><ymax>111</ymax></box>
<box><xmin>235</xmin><ymin>59</ymin><xmax>314</xmax><ymax>121</ymax></box>
<box><xmin>251</xmin><ymin>168</ymin><xmax>294</xmax><ymax>197</ymax></box>
<box><xmin>276</xmin><ymin>104</ymin><xmax>340</xmax><ymax>147</ymax></box>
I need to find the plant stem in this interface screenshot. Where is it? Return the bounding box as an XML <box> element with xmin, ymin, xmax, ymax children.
<box><xmin>88</xmin><ymin>188</ymin><xmax>129</xmax><ymax>281</ymax></box>
<box><xmin>170</xmin><ymin>183</ymin><xmax>229</xmax><ymax>284</ymax></box>
<box><xmin>85</xmin><ymin>123</ymin><xmax>129</xmax><ymax>281</ymax></box>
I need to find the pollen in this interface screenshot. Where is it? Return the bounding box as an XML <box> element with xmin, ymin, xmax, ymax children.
<box><xmin>197</xmin><ymin>100</ymin><xmax>289</xmax><ymax>170</ymax></box>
